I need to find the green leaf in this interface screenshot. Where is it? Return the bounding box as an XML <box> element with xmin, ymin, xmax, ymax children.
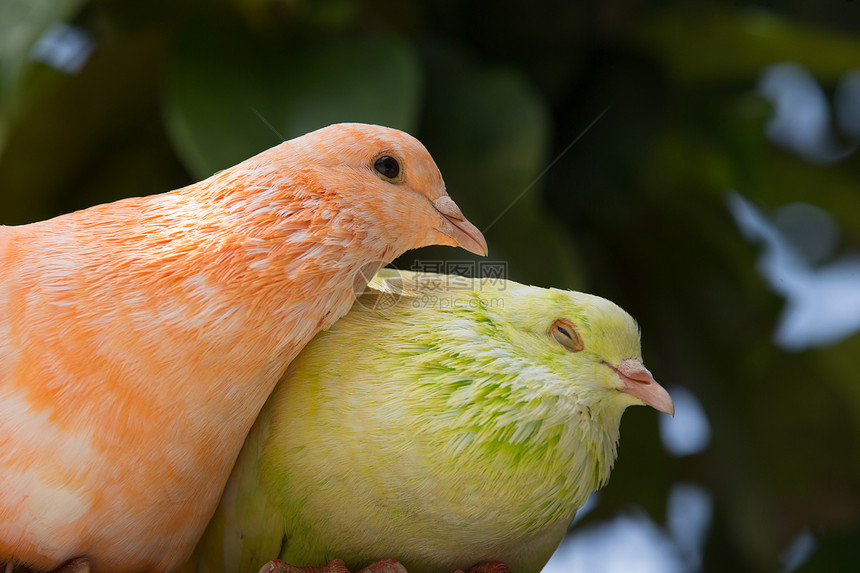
<box><xmin>638</xmin><ymin>6</ymin><xmax>860</xmax><ymax>84</ymax></box>
<box><xmin>0</xmin><ymin>0</ymin><xmax>88</xmax><ymax>148</ymax></box>
<box><xmin>163</xmin><ymin>27</ymin><xmax>422</xmax><ymax>179</ymax></box>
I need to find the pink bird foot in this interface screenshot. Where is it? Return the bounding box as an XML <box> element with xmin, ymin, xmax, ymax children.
<box><xmin>456</xmin><ymin>563</ymin><xmax>511</xmax><ymax>573</ymax></box>
<box><xmin>355</xmin><ymin>559</ymin><xmax>408</xmax><ymax>573</ymax></box>
<box><xmin>259</xmin><ymin>559</ymin><xmax>509</xmax><ymax>573</ymax></box>
<box><xmin>259</xmin><ymin>559</ymin><xmax>354</xmax><ymax>573</ymax></box>
<box><xmin>259</xmin><ymin>559</ymin><xmax>407</xmax><ymax>573</ymax></box>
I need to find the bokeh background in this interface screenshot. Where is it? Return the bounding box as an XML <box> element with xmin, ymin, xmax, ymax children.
<box><xmin>3</xmin><ymin>1</ymin><xmax>860</xmax><ymax>571</ymax></box>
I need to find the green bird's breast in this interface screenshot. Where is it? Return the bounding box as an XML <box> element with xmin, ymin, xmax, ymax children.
<box><xmin>259</xmin><ymin>325</ymin><xmax>615</xmax><ymax>573</ymax></box>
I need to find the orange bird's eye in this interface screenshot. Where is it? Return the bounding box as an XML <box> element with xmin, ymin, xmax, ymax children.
<box><xmin>374</xmin><ymin>155</ymin><xmax>401</xmax><ymax>181</ymax></box>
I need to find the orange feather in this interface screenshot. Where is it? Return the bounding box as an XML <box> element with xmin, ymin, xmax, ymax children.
<box><xmin>0</xmin><ymin>123</ymin><xmax>486</xmax><ymax>572</ymax></box>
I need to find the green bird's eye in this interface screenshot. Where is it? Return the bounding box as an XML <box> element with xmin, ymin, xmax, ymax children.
<box><xmin>374</xmin><ymin>155</ymin><xmax>402</xmax><ymax>182</ymax></box>
<box><xmin>550</xmin><ymin>318</ymin><xmax>584</xmax><ymax>352</ymax></box>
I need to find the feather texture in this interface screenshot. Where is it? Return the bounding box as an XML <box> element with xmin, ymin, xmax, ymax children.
<box><xmin>190</xmin><ymin>270</ymin><xmax>673</xmax><ymax>573</ymax></box>
<box><xmin>0</xmin><ymin>124</ymin><xmax>485</xmax><ymax>572</ymax></box>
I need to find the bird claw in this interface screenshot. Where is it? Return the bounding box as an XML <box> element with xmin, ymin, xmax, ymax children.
<box><xmin>259</xmin><ymin>559</ymin><xmax>407</xmax><ymax>573</ymax></box>
<box><xmin>259</xmin><ymin>559</ymin><xmax>353</xmax><ymax>573</ymax></box>
<box><xmin>356</xmin><ymin>559</ymin><xmax>408</xmax><ymax>573</ymax></box>
<box><xmin>258</xmin><ymin>559</ymin><xmax>507</xmax><ymax>573</ymax></box>
<box><xmin>456</xmin><ymin>563</ymin><xmax>511</xmax><ymax>573</ymax></box>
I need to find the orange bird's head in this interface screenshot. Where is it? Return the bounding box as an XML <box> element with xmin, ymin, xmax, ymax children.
<box><xmin>266</xmin><ymin>123</ymin><xmax>488</xmax><ymax>257</ymax></box>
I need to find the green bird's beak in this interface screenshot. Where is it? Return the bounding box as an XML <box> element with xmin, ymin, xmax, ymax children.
<box><xmin>613</xmin><ymin>359</ymin><xmax>675</xmax><ymax>416</ymax></box>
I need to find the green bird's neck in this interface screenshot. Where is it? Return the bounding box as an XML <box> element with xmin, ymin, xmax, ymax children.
<box><xmin>397</xmin><ymin>296</ymin><xmax>629</xmax><ymax>536</ymax></box>
<box><xmin>428</xmin><ymin>359</ymin><xmax>623</xmax><ymax>526</ymax></box>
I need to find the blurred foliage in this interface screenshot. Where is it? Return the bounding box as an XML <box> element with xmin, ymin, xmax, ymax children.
<box><xmin>165</xmin><ymin>29</ymin><xmax>422</xmax><ymax>177</ymax></box>
<box><xmin>0</xmin><ymin>0</ymin><xmax>87</xmax><ymax>138</ymax></box>
<box><xmin>3</xmin><ymin>0</ymin><xmax>860</xmax><ymax>570</ymax></box>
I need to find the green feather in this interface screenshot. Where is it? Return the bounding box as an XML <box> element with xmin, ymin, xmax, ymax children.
<box><xmin>188</xmin><ymin>271</ymin><xmax>656</xmax><ymax>573</ymax></box>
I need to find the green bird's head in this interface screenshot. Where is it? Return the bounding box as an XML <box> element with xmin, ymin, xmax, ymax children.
<box><xmin>353</xmin><ymin>271</ymin><xmax>674</xmax><ymax>507</ymax></box>
<box><xmin>361</xmin><ymin>270</ymin><xmax>673</xmax><ymax>420</ymax></box>
<box><xmin>495</xmin><ymin>279</ymin><xmax>674</xmax><ymax>419</ymax></box>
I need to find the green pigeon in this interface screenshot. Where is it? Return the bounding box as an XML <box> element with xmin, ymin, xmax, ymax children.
<box><xmin>187</xmin><ymin>270</ymin><xmax>674</xmax><ymax>573</ymax></box>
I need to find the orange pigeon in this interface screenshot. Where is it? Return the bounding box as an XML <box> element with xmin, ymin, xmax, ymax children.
<box><xmin>0</xmin><ymin>123</ymin><xmax>487</xmax><ymax>573</ymax></box>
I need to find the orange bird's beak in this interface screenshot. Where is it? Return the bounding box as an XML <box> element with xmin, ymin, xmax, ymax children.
<box><xmin>431</xmin><ymin>196</ymin><xmax>488</xmax><ymax>257</ymax></box>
